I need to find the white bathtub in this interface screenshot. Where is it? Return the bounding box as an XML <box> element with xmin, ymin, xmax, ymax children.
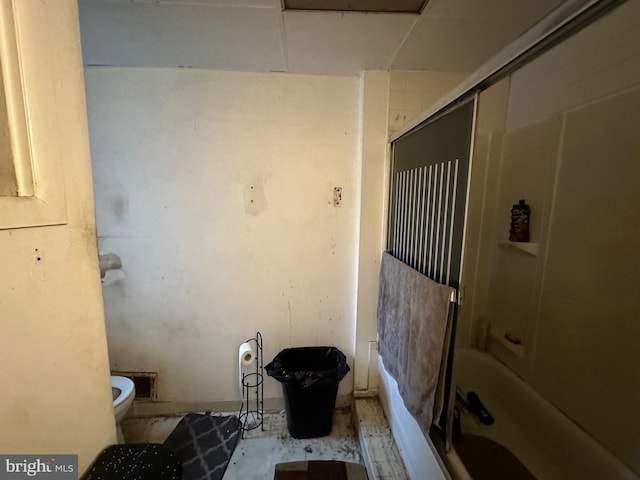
<box><xmin>449</xmin><ymin>348</ymin><xmax>638</xmax><ymax>480</ymax></box>
<box><xmin>377</xmin><ymin>356</ymin><xmax>450</xmax><ymax>480</ymax></box>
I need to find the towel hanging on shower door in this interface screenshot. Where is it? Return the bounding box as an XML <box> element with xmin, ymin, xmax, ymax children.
<box><xmin>377</xmin><ymin>251</ymin><xmax>455</xmax><ymax>434</ymax></box>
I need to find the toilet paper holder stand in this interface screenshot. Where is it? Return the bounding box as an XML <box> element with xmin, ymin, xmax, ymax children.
<box><xmin>239</xmin><ymin>331</ymin><xmax>264</xmax><ymax>437</ymax></box>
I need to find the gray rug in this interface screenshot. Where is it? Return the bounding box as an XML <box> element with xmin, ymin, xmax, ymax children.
<box><xmin>163</xmin><ymin>413</ymin><xmax>240</xmax><ymax>480</ymax></box>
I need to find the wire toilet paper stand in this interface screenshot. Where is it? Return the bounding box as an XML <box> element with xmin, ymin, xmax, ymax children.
<box><xmin>239</xmin><ymin>331</ymin><xmax>264</xmax><ymax>437</ymax></box>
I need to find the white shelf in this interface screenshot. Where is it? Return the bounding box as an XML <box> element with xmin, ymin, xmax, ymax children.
<box><xmin>490</xmin><ymin>331</ymin><xmax>525</xmax><ymax>358</ymax></box>
<box><xmin>499</xmin><ymin>240</ymin><xmax>539</xmax><ymax>257</ymax></box>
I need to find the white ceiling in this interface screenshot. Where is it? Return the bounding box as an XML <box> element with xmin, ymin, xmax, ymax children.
<box><xmin>78</xmin><ymin>0</ymin><xmax>566</xmax><ymax>75</ymax></box>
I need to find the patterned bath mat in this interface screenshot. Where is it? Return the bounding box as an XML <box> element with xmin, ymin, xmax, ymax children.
<box><xmin>274</xmin><ymin>461</ymin><xmax>369</xmax><ymax>480</ymax></box>
<box><xmin>163</xmin><ymin>413</ymin><xmax>241</xmax><ymax>480</ymax></box>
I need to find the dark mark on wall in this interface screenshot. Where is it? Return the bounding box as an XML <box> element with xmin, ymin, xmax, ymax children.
<box><xmin>244</xmin><ymin>182</ymin><xmax>267</xmax><ymax>216</ymax></box>
<box><xmin>111</xmin><ymin>194</ymin><xmax>128</xmax><ymax>221</ymax></box>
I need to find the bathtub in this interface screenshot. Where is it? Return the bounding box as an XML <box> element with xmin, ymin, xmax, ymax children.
<box><xmin>449</xmin><ymin>348</ymin><xmax>638</xmax><ymax>480</ymax></box>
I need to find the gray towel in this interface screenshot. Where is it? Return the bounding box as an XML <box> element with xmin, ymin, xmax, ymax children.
<box><xmin>377</xmin><ymin>252</ymin><xmax>454</xmax><ymax>433</ymax></box>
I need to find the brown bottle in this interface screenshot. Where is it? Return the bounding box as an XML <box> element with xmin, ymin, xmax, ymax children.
<box><xmin>509</xmin><ymin>199</ymin><xmax>530</xmax><ymax>242</ymax></box>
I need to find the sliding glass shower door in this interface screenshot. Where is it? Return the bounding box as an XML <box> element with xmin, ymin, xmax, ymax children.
<box><xmin>388</xmin><ymin>95</ymin><xmax>476</xmax><ymax>446</ymax></box>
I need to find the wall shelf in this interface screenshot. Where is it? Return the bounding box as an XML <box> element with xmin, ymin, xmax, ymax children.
<box><xmin>489</xmin><ymin>330</ymin><xmax>525</xmax><ymax>358</ymax></box>
<box><xmin>499</xmin><ymin>240</ymin><xmax>539</xmax><ymax>257</ymax></box>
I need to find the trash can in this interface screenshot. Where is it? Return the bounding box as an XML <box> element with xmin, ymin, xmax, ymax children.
<box><xmin>266</xmin><ymin>346</ymin><xmax>350</xmax><ymax>439</ymax></box>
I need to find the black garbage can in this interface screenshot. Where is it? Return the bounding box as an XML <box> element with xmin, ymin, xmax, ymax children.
<box><xmin>266</xmin><ymin>346</ymin><xmax>350</xmax><ymax>439</ymax></box>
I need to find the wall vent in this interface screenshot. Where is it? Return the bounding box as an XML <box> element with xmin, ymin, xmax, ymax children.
<box><xmin>282</xmin><ymin>0</ymin><xmax>429</xmax><ymax>14</ymax></box>
<box><xmin>112</xmin><ymin>371</ymin><xmax>157</xmax><ymax>401</ymax></box>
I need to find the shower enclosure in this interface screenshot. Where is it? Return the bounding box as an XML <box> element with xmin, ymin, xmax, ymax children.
<box><xmin>387</xmin><ymin>97</ymin><xmax>476</xmax><ymax>450</ymax></box>
<box><xmin>382</xmin><ymin>1</ymin><xmax>640</xmax><ymax>478</ymax></box>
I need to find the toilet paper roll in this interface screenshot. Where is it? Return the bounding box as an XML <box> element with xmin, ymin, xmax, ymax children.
<box><xmin>239</xmin><ymin>342</ymin><xmax>256</xmax><ymax>401</ymax></box>
<box><xmin>239</xmin><ymin>342</ymin><xmax>256</xmax><ymax>366</ymax></box>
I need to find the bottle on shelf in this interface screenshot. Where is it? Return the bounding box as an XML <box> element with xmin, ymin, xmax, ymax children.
<box><xmin>509</xmin><ymin>199</ymin><xmax>530</xmax><ymax>242</ymax></box>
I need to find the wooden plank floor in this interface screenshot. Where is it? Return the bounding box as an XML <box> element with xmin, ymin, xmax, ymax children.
<box><xmin>353</xmin><ymin>398</ymin><xmax>409</xmax><ymax>480</ymax></box>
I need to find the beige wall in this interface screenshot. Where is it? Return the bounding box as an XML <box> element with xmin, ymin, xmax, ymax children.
<box><xmin>85</xmin><ymin>64</ymin><xmax>469</xmax><ymax>408</ymax></box>
<box><xmin>352</xmin><ymin>69</ymin><xmax>470</xmax><ymax>392</ymax></box>
<box><xmin>388</xmin><ymin>71</ymin><xmax>467</xmax><ymax>136</ymax></box>
<box><xmin>0</xmin><ymin>0</ymin><xmax>115</xmax><ymax>473</ymax></box>
<box><xmin>460</xmin><ymin>1</ymin><xmax>640</xmax><ymax>473</ymax></box>
<box><xmin>353</xmin><ymin>71</ymin><xmax>389</xmax><ymax>392</ymax></box>
<box><xmin>86</xmin><ymin>68</ymin><xmax>361</xmax><ymax>409</ymax></box>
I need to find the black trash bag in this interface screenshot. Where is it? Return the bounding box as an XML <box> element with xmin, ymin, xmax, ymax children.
<box><xmin>265</xmin><ymin>346</ymin><xmax>350</xmax><ymax>388</ymax></box>
<box><xmin>266</xmin><ymin>346</ymin><xmax>351</xmax><ymax>438</ymax></box>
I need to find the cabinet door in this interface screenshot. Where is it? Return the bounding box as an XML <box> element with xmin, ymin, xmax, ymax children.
<box><xmin>0</xmin><ymin>0</ymin><xmax>67</xmax><ymax>229</ymax></box>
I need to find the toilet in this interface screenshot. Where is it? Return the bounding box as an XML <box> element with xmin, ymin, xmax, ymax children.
<box><xmin>111</xmin><ymin>376</ymin><xmax>136</xmax><ymax>443</ymax></box>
